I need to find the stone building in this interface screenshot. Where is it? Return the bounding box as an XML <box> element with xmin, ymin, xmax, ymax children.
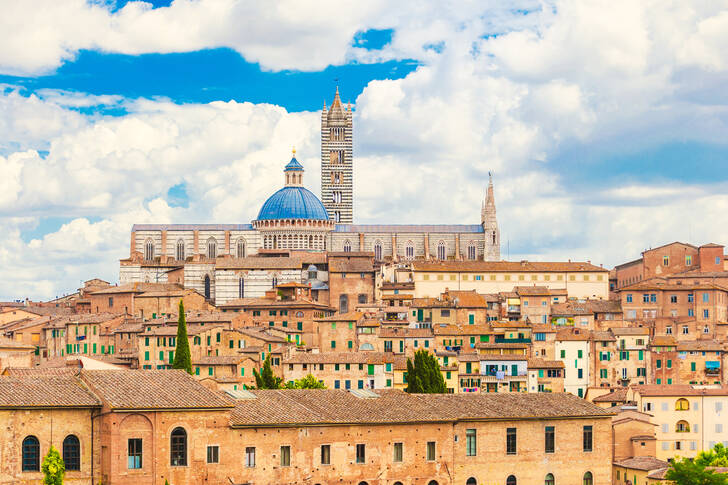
<box><xmin>0</xmin><ymin>369</ymin><xmax>613</xmax><ymax>485</ymax></box>
<box><xmin>321</xmin><ymin>87</ymin><xmax>353</xmax><ymax>223</ymax></box>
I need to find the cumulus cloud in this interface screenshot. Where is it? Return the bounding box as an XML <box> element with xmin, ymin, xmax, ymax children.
<box><xmin>2</xmin><ymin>0</ymin><xmax>728</xmax><ymax>299</ymax></box>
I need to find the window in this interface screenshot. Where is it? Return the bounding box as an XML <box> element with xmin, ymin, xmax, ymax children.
<box><xmin>207</xmin><ymin>445</ymin><xmax>219</xmax><ymax>464</ymax></box>
<box><xmin>358</xmin><ymin>293</ymin><xmax>367</xmax><ymax>304</ymax></box>
<box><xmin>686</xmin><ymin>255</ymin><xmax>692</xmax><ymax>265</ymax></box>
<box><xmin>393</xmin><ymin>442</ymin><xmax>403</xmax><ymax>462</ymax></box>
<box><xmin>63</xmin><ymin>435</ymin><xmax>80</xmax><ymax>471</ymax></box>
<box><xmin>676</xmin><ymin>398</ymin><xmax>690</xmax><ymax>411</ymax></box>
<box><xmin>671</xmin><ymin>295</ymin><xmax>678</xmax><ymax>303</ymax></box>
<box><xmin>344</xmin><ymin>240</ymin><xmax>351</xmax><ymax>252</ymax></box>
<box><xmin>170</xmin><ymin>427</ymin><xmax>187</xmax><ymax>466</ymax></box>
<box><xmin>545</xmin><ymin>426</ymin><xmax>554</xmax><ymax>453</ymax></box>
<box><xmin>128</xmin><ymin>438</ymin><xmax>142</xmax><ymax>469</ymax></box>
<box><xmin>703</xmin><ymin>292</ymin><xmax>710</xmax><ymax>303</ymax></box>
<box><xmin>206</xmin><ymin>237</ymin><xmax>217</xmax><ymax>259</ymax></box>
<box><xmin>339</xmin><ymin>294</ymin><xmax>349</xmax><ymax>313</ymax></box>
<box><xmin>204</xmin><ymin>274</ymin><xmax>211</xmax><ymax>299</ymax></box>
<box><xmin>280</xmin><ymin>445</ymin><xmax>291</xmax><ymax>466</ymax></box>
<box><xmin>466</xmin><ymin>428</ymin><xmax>477</xmax><ymax>456</ymax></box>
<box><xmin>467</xmin><ymin>242</ymin><xmax>476</xmax><ymax>260</ymax></box>
<box><xmin>507</xmin><ymin>476</ymin><xmax>516</xmax><ymax>485</ymax></box>
<box><xmin>583</xmin><ymin>425</ymin><xmax>593</xmax><ymax>452</ymax></box>
<box><xmin>663</xmin><ymin>256</ymin><xmax>669</xmax><ymax>266</ymax></box>
<box><xmin>245</xmin><ymin>447</ymin><xmax>256</xmax><ymax>467</ymax></box>
<box><xmin>406</xmin><ymin>241</ymin><xmax>414</xmax><ymax>259</ymax></box>
<box><xmin>321</xmin><ymin>444</ymin><xmax>331</xmax><ymax>465</ymax></box>
<box><xmin>626</xmin><ymin>293</ymin><xmax>633</xmax><ymax>303</ymax></box>
<box><xmin>427</xmin><ymin>441</ymin><xmax>436</xmax><ymax>461</ymax></box>
<box><xmin>176</xmin><ymin>239</ymin><xmax>185</xmax><ymax>260</ymax></box>
<box><xmin>22</xmin><ymin>435</ymin><xmax>40</xmax><ymax>471</ymax></box>
<box><xmin>374</xmin><ymin>241</ymin><xmax>383</xmax><ymax>261</ymax></box>
<box><xmin>583</xmin><ymin>472</ymin><xmax>593</xmax><ymax>485</ymax></box>
<box><xmin>238</xmin><ymin>278</ymin><xmax>245</xmax><ymax>298</ymax></box>
<box><xmin>506</xmin><ymin>427</ymin><xmax>517</xmax><ymax>454</ymax></box>
<box><xmin>704</xmin><ymin>309</ymin><xmax>710</xmax><ymax>319</ymax></box>
<box><xmin>144</xmin><ymin>238</ymin><xmax>154</xmax><ymax>261</ymax></box>
<box><xmin>437</xmin><ymin>241</ymin><xmax>446</xmax><ymax>260</ymax></box>
<box><xmin>545</xmin><ymin>473</ymin><xmax>554</xmax><ymax>485</ymax></box>
<box><xmin>356</xmin><ymin>444</ymin><xmax>366</xmax><ymax>463</ymax></box>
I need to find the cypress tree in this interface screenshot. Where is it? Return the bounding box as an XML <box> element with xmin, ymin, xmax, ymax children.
<box><xmin>171</xmin><ymin>300</ymin><xmax>192</xmax><ymax>374</ymax></box>
<box><xmin>253</xmin><ymin>354</ymin><xmax>283</xmax><ymax>389</ymax></box>
<box><xmin>405</xmin><ymin>350</ymin><xmax>446</xmax><ymax>393</ymax></box>
<box><xmin>41</xmin><ymin>445</ymin><xmax>65</xmax><ymax>485</ymax></box>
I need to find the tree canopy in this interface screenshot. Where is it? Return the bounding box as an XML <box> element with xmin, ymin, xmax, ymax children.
<box><xmin>696</xmin><ymin>443</ymin><xmax>728</xmax><ymax>468</ymax></box>
<box><xmin>41</xmin><ymin>445</ymin><xmax>65</xmax><ymax>485</ymax></box>
<box><xmin>253</xmin><ymin>354</ymin><xmax>283</xmax><ymax>389</ymax></box>
<box><xmin>284</xmin><ymin>374</ymin><xmax>327</xmax><ymax>389</ymax></box>
<box><xmin>171</xmin><ymin>300</ymin><xmax>192</xmax><ymax>374</ymax></box>
<box><xmin>667</xmin><ymin>451</ymin><xmax>728</xmax><ymax>485</ymax></box>
<box><xmin>405</xmin><ymin>349</ymin><xmax>447</xmax><ymax>393</ymax></box>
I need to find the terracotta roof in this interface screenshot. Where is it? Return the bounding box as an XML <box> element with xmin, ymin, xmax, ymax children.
<box><xmin>592</xmin><ymin>331</ymin><xmax>616</xmax><ymax>342</ymax></box>
<box><xmin>592</xmin><ymin>388</ymin><xmax>628</xmax><ymax>402</ymax></box>
<box><xmin>650</xmin><ymin>335</ymin><xmax>677</xmax><ymax>347</ymax></box>
<box><xmin>285</xmin><ymin>352</ymin><xmax>395</xmax><ymax>365</ymax></box>
<box><xmin>220</xmin><ymin>297</ymin><xmax>331</xmax><ymax>310</ymax></box>
<box><xmin>614</xmin><ymin>456</ymin><xmax>669</xmax><ymax>472</ymax></box>
<box><xmin>379</xmin><ymin>327</ymin><xmax>434</xmax><ymax>338</ymax></box>
<box><xmin>316</xmin><ymin>311</ymin><xmax>363</xmax><ymax>322</ymax></box>
<box><xmin>555</xmin><ymin>329</ymin><xmax>591</xmax><ymax>341</ymax></box>
<box><xmin>611</xmin><ymin>327</ymin><xmax>650</xmax><ymax>336</ymax></box>
<box><xmin>479</xmin><ymin>354</ymin><xmax>528</xmax><ymax>362</ymax></box>
<box><xmin>81</xmin><ymin>370</ymin><xmax>234</xmax><ymax>409</ymax></box>
<box><xmin>621</xmin><ymin>280</ymin><xmax>728</xmax><ymax>291</ymax></box>
<box><xmin>193</xmin><ymin>356</ymin><xmax>244</xmax><ymax>365</ymax></box>
<box><xmin>237</xmin><ymin>327</ymin><xmax>289</xmax><ymax>343</ymax></box>
<box><xmin>646</xmin><ymin>467</ymin><xmax>670</xmax><ymax>479</ymax></box>
<box><xmin>141</xmin><ymin>323</ymin><xmax>224</xmax><ymax>336</ymax></box>
<box><xmin>442</xmin><ymin>290</ymin><xmax>493</xmax><ymax>307</ymax></box>
<box><xmin>328</xmin><ymin>258</ymin><xmax>374</xmax><ymax>273</ymax></box>
<box><xmin>229</xmin><ymin>389</ymin><xmax>612</xmax><ymax>427</ymax></box>
<box><xmin>0</xmin><ymin>336</ymin><xmax>35</xmax><ymax>350</ymax></box>
<box><xmin>457</xmin><ymin>353</ymin><xmax>481</xmax><ymax>362</ymax></box>
<box><xmin>514</xmin><ymin>286</ymin><xmax>554</xmax><ymax>296</ymax></box>
<box><xmin>551</xmin><ymin>299</ymin><xmax>621</xmax><ymax>316</ymax></box>
<box><xmin>433</xmin><ymin>323</ymin><xmax>493</xmax><ymax>336</ymax></box>
<box><xmin>632</xmin><ymin>384</ymin><xmax>728</xmax><ymax>397</ymax></box>
<box><xmin>215</xmin><ymin>257</ymin><xmax>303</xmax><ymax>270</ymax></box>
<box><xmin>89</xmin><ymin>282</ymin><xmax>184</xmax><ymax>295</ymax></box>
<box><xmin>476</xmin><ymin>342</ymin><xmax>528</xmax><ymax>349</ymax></box>
<box><xmin>411</xmin><ymin>260</ymin><xmax>607</xmax><ymax>273</ymax></box>
<box><xmin>0</xmin><ymin>375</ymin><xmax>101</xmax><ymax>408</ymax></box>
<box><xmin>528</xmin><ymin>358</ymin><xmax>565</xmax><ymax>369</ymax></box>
<box><xmin>677</xmin><ymin>340</ymin><xmax>724</xmax><ymax>352</ymax></box>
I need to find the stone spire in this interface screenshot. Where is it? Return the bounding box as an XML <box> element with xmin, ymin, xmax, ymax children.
<box><xmin>321</xmin><ymin>86</ymin><xmax>353</xmax><ymax>223</ymax></box>
<box><xmin>482</xmin><ymin>172</ymin><xmax>500</xmax><ymax>261</ymax></box>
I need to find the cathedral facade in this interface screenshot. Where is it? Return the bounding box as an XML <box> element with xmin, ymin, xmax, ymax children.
<box><xmin>121</xmin><ymin>89</ymin><xmax>500</xmax><ymax>304</ymax></box>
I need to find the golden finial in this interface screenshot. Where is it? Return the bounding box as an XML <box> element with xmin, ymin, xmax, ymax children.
<box><xmin>292</xmin><ymin>146</ymin><xmax>296</xmax><ymax>157</ymax></box>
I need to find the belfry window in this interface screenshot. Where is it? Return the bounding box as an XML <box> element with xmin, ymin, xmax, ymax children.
<box><xmin>176</xmin><ymin>239</ymin><xmax>185</xmax><ymax>261</ymax></box>
<box><xmin>437</xmin><ymin>241</ymin><xmax>446</xmax><ymax>260</ymax></box>
<box><xmin>374</xmin><ymin>241</ymin><xmax>383</xmax><ymax>261</ymax></box>
<box><xmin>237</xmin><ymin>239</ymin><xmax>245</xmax><ymax>258</ymax></box>
<box><xmin>207</xmin><ymin>237</ymin><xmax>217</xmax><ymax>259</ymax></box>
<box><xmin>239</xmin><ymin>278</ymin><xmax>245</xmax><ymax>299</ymax></box>
<box><xmin>204</xmin><ymin>275</ymin><xmax>211</xmax><ymax>299</ymax></box>
<box><xmin>467</xmin><ymin>242</ymin><xmax>476</xmax><ymax>260</ymax></box>
<box><xmin>406</xmin><ymin>241</ymin><xmax>414</xmax><ymax>259</ymax></box>
<box><xmin>344</xmin><ymin>240</ymin><xmax>351</xmax><ymax>252</ymax></box>
<box><xmin>144</xmin><ymin>239</ymin><xmax>154</xmax><ymax>261</ymax></box>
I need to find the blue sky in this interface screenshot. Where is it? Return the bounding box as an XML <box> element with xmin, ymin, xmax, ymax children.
<box><xmin>1</xmin><ymin>1</ymin><xmax>728</xmax><ymax>300</ymax></box>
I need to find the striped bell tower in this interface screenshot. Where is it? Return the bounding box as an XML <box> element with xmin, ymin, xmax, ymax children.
<box><xmin>321</xmin><ymin>87</ymin><xmax>353</xmax><ymax>223</ymax></box>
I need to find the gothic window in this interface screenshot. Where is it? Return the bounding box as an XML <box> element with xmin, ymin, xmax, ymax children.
<box><xmin>492</xmin><ymin>231</ymin><xmax>497</xmax><ymax>245</ymax></box>
<box><xmin>406</xmin><ymin>241</ymin><xmax>414</xmax><ymax>260</ymax></box>
<box><xmin>374</xmin><ymin>240</ymin><xmax>383</xmax><ymax>261</ymax></box>
<box><xmin>334</xmin><ymin>172</ymin><xmax>341</xmax><ymax>184</ymax></box>
<box><xmin>170</xmin><ymin>427</ymin><xmax>187</xmax><ymax>466</ymax></box>
<box><xmin>335</xmin><ymin>211</ymin><xmax>341</xmax><ymax>223</ymax></box>
<box><xmin>238</xmin><ymin>278</ymin><xmax>245</xmax><ymax>299</ymax></box>
<box><xmin>437</xmin><ymin>241</ymin><xmax>446</xmax><ymax>260</ymax></box>
<box><xmin>339</xmin><ymin>294</ymin><xmax>349</xmax><ymax>314</ymax></box>
<box><xmin>144</xmin><ymin>239</ymin><xmax>154</xmax><ymax>261</ymax></box>
<box><xmin>206</xmin><ymin>237</ymin><xmax>217</xmax><ymax>259</ymax></box>
<box><xmin>237</xmin><ymin>239</ymin><xmax>245</xmax><ymax>258</ymax></box>
<box><xmin>22</xmin><ymin>435</ymin><xmax>40</xmax><ymax>471</ymax></box>
<box><xmin>63</xmin><ymin>435</ymin><xmax>81</xmax><ymax>471</ymax></box>
<box><xmin>468</xmin><ymin>242</ymin><xmax>476</xmax><ymax>260</ymax></box>
<box><xmin>176</xmin><ymin>239</ymin><xmax>185</xmax><ymax>261</ymax></box>
<box><xmin>204</xmin><ymin>275</ymin><xmax>211</xmax><ymax>299</ymax></box>
<box><xmin>272</xmin><ymin>277</ymin><xmax>278</xmax><ymax>289</ymax></box>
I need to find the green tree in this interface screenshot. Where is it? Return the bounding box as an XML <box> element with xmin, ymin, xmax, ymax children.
<box><xmin>405</xmin><ymin>350</ymin><xmax>446</xmax><ymax>393</ymax></box>
<box><xmin>666</xmin><ymin>457</ymin><xmax>728</xmax><ymax>485</ymax></box>
<box><xmin>41</xmin><ymin>445</ymin><xmax>65</xmax><ymax>485</ymax></box>
<box><xmin>284</xmin><ymin>374</ymin><xmax>327</xmax><ymax>389</ymax></box>
<box><xmin>696</xmin><ymin>443</ymin><xmax>728</xmax><ymax>467</ymax></box>
<box><xmin>253</xmin><ymin>354</ymin><xmax>283</xmax><ymax>389</ymax></box>
<box><xmin>171</xmin><ymin>300</ymin><xmax>192</xmax><ymax>374</ymax></box>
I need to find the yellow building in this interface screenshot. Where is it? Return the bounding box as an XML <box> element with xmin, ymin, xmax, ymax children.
<box><xmin>613</xmin><ymin>456</ymin><xmax>669</xmax><ymax>485</ymax></box>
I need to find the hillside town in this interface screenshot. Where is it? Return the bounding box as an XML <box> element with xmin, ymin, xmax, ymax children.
<box><xmin>2</xmin><ymin>89</ymin><xmax>727</xmax><ymax>484</ymax></box>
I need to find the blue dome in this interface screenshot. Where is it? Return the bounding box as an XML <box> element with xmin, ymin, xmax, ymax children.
<box><xmin>257</xmin><ymin>186</ymin><xmax>330</xmax><ymax>221</ymax></box>
<box><xmin>285</xmin><ymin>157</ymin><xmax>304</xmax><ymax>171</ymax></box>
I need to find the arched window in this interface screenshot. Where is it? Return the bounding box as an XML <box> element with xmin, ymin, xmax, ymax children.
<box><xmin>296</xmin><ymin>311</ymin><xmax>304</xmax><ymax>317</ymax></box>
<box><xmin>427</xmin><ymin>481</ymin><xmax>439</xmax><ymax>485</ymax></box>
<box><xmin>206</xmin><ymin>237</ymin><xmax>217</xmax><ymax>259</ymax></box>
<box><xmin>176</xmin><ymin>239</ymin><xmax>185</xmax><ymax>261</ymax></box>
<box><xmin>204</xmin><ymin>275</ymin><xmax>211</xmax><ymax>299</ymax></box>
<box><xmin>358</xmin><ymin>482</ymin><xmax>368</xmax><ymax>485</ymax></box>
<box><xmin>22</xmin><ymin>435</ymin><xmax>40</xmax><ymax>471</ymax></box>
<box><xmin>545</xmin><ymin>473</ymin><xmax>554</xmax><ymax>485</ymax></box>
<box><xmin>507</xmin><ymin>476</ymin><xmax>516</xmax><ymax>485</ymax></box>
<box><xmin>63</xmin><ymin>435</ymin><xmax>80</xmax><ymax>471</ymax></box>
<box><xmin>583</xmin><ymin>471</ymin><xmax>593</xmax><ymax>485</ymax></box>
<box><xmin>272</xmin><ymin>277</ymin><xmax>278</xmax><ymax>289</ymax></box>
<box><xmin>406</xmin><ymin>241</ymin><xmax>414</xmax><ymax>259</ymax></box>
<box><xmin>467</xmin><ymin>479</ymin><xmax>477</xmax><ymax>485</ymax></box>
<box><xmin>676</xmin><ymin>398</ymin><xmax>690</xmax><ymax>410</ymax></box>
<box><xmin>144</xmin><ymin>239</ymin><xmax>154</xmax><ymax>261</ymax></box>
<box><xmin>360</xmin><ymin>343</ymin><xmax>375</xmax><ymax>351</ymax></box>
<box><xmin>437</xmin><ymin>241</ymin><xmax>446</xmax><ymax>260</ymax></box>
<box><xmin>236</xmin><ymin>239</ymin><xmax>245</xmax><ymax>258</ymax></box>
<box><xmin>393</xmin><ymin>482</ymin><xmax>404</xmax><ymax>485</ymax></box>
<box><xmin>343</xmin><ymin>240</ymin><xmax>351</xmax><ymax>252</ymax></box>
<box><xmin>468</xmin><ymin>242</ymin><xmax>476</xmax><ymax>260</ymax></box>
<box><xmin>339</xmin><ymin>294</ymin><xmax>349</xmax><ymax>314</ymax></box>
<box><xmin>374</xmin><ymin>240</ymin><xmax>383</xmax><ymax>261</ymax></box>
<box><xmin>676</xmin><ymin>420</ymin><xmax>690</xmax><ymax>432</ymax></box>
<box><xmin>492</xmin><ymin>230</ymin><xmax>497</xmax><ymax>244</ymax></box>
<box><xmin>335</xmin><ymin>211</ymin><xmax>341</xmax><ymax>223</ymax></box>
<box><xmin>170</xmin><ymin>427</ymin><xmax>187</xmax><ymax>466</ymax></box>
<box><xmin>238</xmin><ymin>278</ymin><xmax>245</xmax><ymax>299</ymax></box>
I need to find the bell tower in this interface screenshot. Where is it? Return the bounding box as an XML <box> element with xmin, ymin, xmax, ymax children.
<box><xmin>321</xmin><ymin>87</ymin><xmax>353</xmax><ymax>223</ymax></box>
<box><xmin>482</xmin><ymin>172</ymin><xmax>500</xmax><ymax>261</ymax></box>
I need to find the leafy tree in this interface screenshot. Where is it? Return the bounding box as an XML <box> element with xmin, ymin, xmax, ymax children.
<box><xmin>253</xmin><ymin>354</ymin><xmax>283</xmax><ymax>389</ymax></box>
<box><xmin>405</xmin><ymin>350</ymin><xmax>446</xmax><ymax>393</ymax></box>
<box><xmin>171</xmin><ymin>300</ymin><xmax>192</xmax><ymax>374</ymax></box>
<box><xmin>666</xmin><ymin>456</ymin><xmax>728</xmax><ymax>485</ymax></box>
<box><xmin>41</xmin><ymin>445</ymin><xmax>65</xmax><ymax>485</ymax></box>
<box><xmin>284</xmin><ymin>374</ymin><xmax>327</xmax><ymax>389</ymax></box>
<box><xmin>696</xmin><ymin>443</ymin><xmax>728</xmax><ymax>467</ymax></box>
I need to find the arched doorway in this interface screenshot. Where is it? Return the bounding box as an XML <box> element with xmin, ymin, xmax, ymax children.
<box><xmin>467</xmin><ymin>479</ymin><xmax>477</xmax><ymax>485</ymax></box>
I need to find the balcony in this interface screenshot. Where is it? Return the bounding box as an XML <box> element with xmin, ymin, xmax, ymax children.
<box><xmin>706</xmin><ymin>367</ymin><xmax>721</xmax><ymax>375</ymax></box>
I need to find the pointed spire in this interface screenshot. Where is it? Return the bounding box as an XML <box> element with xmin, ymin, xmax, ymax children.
<box><xmin>323</xmin><ymin>100</ymin><xmax>327</xmax><ymax>111</ymax></box>
<box><xmin>331</xmin><ymin>86</ymin><xmax>342</xmax><ymax>109</ymax></box>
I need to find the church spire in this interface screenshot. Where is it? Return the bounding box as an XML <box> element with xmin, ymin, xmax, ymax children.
<box><xmin>482</xmin><ymin>172</ymin><xmax>500</xmax><ymax>261</ymax></box>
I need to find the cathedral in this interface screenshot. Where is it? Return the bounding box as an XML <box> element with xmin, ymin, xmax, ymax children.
<box><xmin>121</xmin><ymin>88</ymin><xmax>500</xmax><ymax>303</ymax></box>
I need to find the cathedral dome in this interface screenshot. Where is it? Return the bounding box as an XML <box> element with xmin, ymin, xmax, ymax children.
<box><xmin>257</xmin><ymin>186</ymin><xmax>329</xmax><ymax>221</ymax></box>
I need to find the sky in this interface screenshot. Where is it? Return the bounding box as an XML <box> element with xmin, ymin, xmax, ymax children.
<box><xmin>1</xmin><ymin>0</ymin><xmax>728</xmax><ymax>301</ymax></box>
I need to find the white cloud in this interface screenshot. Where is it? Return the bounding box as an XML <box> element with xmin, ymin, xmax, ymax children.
<box><xmin>3</xmin><ymin>0</ymin><xmax>728</xmax><ymax>299</ymax></box>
